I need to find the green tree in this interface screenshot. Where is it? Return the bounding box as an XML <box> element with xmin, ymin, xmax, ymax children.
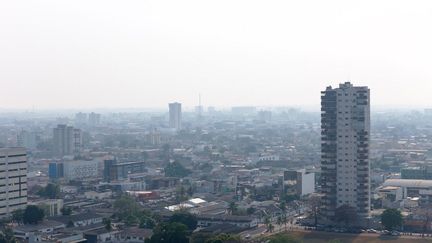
<box><xmin>281</xmin><ymin>214</ymin><xmax>288</xmax><ymax>231</ymax></box>
<box><xmin>276</xmin><ymin>216</ymin><xmax>283</xmax><ymax>232</ymax></box>
<box><xmin>103</xmin><ymin>218</ymin><xmax>112</xmax><ymax>231</ymax></box>
<box><xmin>165</xmin><ymin>161</ymin><xmax>191</xmax><ymax>178</ymax></box>
<box><xmin>11</xmin><ymin>209</ymin><xmax>24</xmax><ymax>223</ymax></box>
<box><xmin>228</xmin><ymin>201</ymin><xmax>238</xmax><ymax>215</ymax></box>
<box><xmin>138</xmin><ymin>209</ymin><xmax>158</xmax><ymax>229</ymax></box>
<box><xmin>148</xmin><ymin>222</ymin><xmax>189</xmax><ymax>243</ymax></box>
<box><xmin>264</xmin><ymin>216</ymin><xmax>274</xmax><ymax>233</ymax></box>
<box><xmin>23</xmin><ymin>205</ymin><xmax>45</xmax><ymax>224</ymax></box>
<box><xmin>279</xmin><ymin>202</ymin><xmax>286</xmax><ymax>213</ymax></box>
<box><xmin>335</xmin><ymin>204</ymin><xmax>357</xmax><ymax>226</ymax></box>
<box><xmin>268</xmin><ymin>234</ymin><xmax>301</xmax><ymax>243</ymax></box>
<box><xmin>61</xmin><ymin>207</ymin><xmax>72</xmax><ymax>216</ymax></box>
<box><xmin>176</xmin><ymin>185</ymin><xmax>189</xmax><ymax>203</ymax></box>
<box><xmin>190</xmin><ymin>232</ymin><xmax>213</xmax><ymax>243</ymax></box>
<box><xmin>0</xmin><ymin>228</ymin><xmax>17</xmax><ymax>243</ymax></box>
<box><xmin>140</xmin><ymin>216</ymin><xmax>156</xmax><ymax>229</ymax></box>
<box><xmin>37</xmin><ymin>183</ymin><xmax>60</xmax><ymax>199</ymax></box>
<box><xmin>169</xmin><ymin>212</ymin><xmax>198</xmax><ymax>231</ymax></box>
<box><xmin>246</xmin><ymin>207</ymin><xmax>256</xmax><ymax>215</ymax></box>
<box><xmin>67</xmin><ymin>220</ymin><xmax>74</xmax><ymax>228</ymax></box>
<box><xmin>308</xmin><ymin>195</ymin><xmax>321</xmax><ymax>227</ymax></box>
<box><xmin>114</xmin><ymin>195</ymin><xmax>140</xmax><ymax>221</ymax></box>
<box><xmin>205</xmin><ymin>233</ymin><xmax>241</xmax><ymax>243</ymax></box>
<box><xmin>381</xmin><ymin>208</ymin><xmax>403</xmax><ymax>231</ymax></box>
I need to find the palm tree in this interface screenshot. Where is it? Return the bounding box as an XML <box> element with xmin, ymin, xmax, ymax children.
<box><xmin>268</xmin><ymin>223</ymin><xmax>274</xmax><ymax>233</ymax></box>
<box><xmin>281</xmin><ymin>214</ymin><xmax>288</xmax><ymax>232</ymax></box>
<box><xmin>103</xmin><ymin>218</ymin><xmax>113</xmax><ymax>231</ymax></box>
<box><xmin>228</xmin><ymin>201</ymin><xmax>237</xmax><ymax>215</ymax></box>
<box><xmin>276</xmin><ymin>216</ymin><xmax>283</xmax><ymax>232</ymax></box>
<box><xmin>264</xmin><ymin>215</ymin><xmax>272</xmax><ymax>232</ymax></box>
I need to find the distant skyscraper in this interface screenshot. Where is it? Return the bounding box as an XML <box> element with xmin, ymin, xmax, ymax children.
<box><xmin>75</xmin><ymin>112</ymin><xmax>88</xmax><ymax>125</ymax></box>
<box><xmin>53</xmin><ymin>124</ymin><xmax>82</xmax><ymax>157</ymax></box>
<box><xmin>195</xmin><ymin>94</ymin><xmax>203</xmax><ymax>119</ymax></box>
<box><xmin>88</xmin><ymin>112</ymin><xmax>101</xmax><ymax>126</ymax></box>
<box><xmin>0</xmin><ymin>148</ymin><xmax>27</xmax><ymax>218</ymax></box>
<box><xmin>321</xmin><ymin>82</ymin><xmax>370</xmax><ymax>224</ymax></box>
<box><xmin>169</xmin><ymin>102</ymin><xmax>182</xmax><ymax>130</ymax></box>
<box><xmin>258</xmin><ymin>110</ymin><xmax>272</xmax><ymax>122</ymax></box>
<box><xmin>17</xmin><ymin>130</ymin><xmax>37</xmax><ymax>150</ymax></box>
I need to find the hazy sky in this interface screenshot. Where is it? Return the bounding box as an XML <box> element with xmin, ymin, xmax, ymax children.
<box><xmin>1</xmin><ymin>0</ymin><xmax>432</xmax><ymax>110</ymax></box>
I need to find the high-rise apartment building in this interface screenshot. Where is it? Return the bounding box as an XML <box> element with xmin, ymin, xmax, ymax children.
<box><xmin>75</xmin><ymin>112</ymin><xmax>88</xmax><ymax>125</ymax></box>
<box><xmin>53</xmin><ymin>125</ymin><xmax>82</xmax><ymax>157</ymax></box>
<box><xmin>321</xmin><ymin>82</ymin><xmax>370</xmax><ymax>224</ymax></box>
<box><xmin>0</xmin><ymin>148</ymin><xmax>27</xmax><ymax>218</ymax></box>
<box><xmin>169</xmin><ymin>102</ymin><xmax>182</xmax><ymax>130</ymax></box>
<box><xmin>17</xmin><ymin>130</ymin><xmax>37</xmax><ymax>150</ymax></box>
<box><xmin>88</xmin><ymin>112</ymin><xmax>101</xmax><ymax>127</ymax></box>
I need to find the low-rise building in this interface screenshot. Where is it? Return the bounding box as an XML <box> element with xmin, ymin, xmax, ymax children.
<box><xmin>197</xmin><ymin>214</ymin><xmax>258</xmax><ymax>229</ymax></box>
<box><xmin>50</xmin><ymin>212</ymin><xmax>103</xmax><ymax>227</ymax></box>
<box><xmin>116</xmin><ymin>228</ymin><xmax>153</xmax><ymax>243</ymax></box>
<box><xmin>29</xmin><ymin>199</ymin><xmax>64</xmax><ymax>217</ymax></box>
<box><xmin>14</xmin><ymin>220</ymin><xmax>66</xmax><ymax>240</ymax></box>
<box><xmin>284</xmin><ymin>169</ymin><xmax>315</xmax><ymax>196</ymax></box>
<box><xmin>49</xmin><ymin>159</ymin><xmax>99</xmax><ymax>180</ymax></box>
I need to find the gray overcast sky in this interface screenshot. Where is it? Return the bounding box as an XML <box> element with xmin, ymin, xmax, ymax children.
<box><xmin>1</xmin><ymin>0</ymin><xmax>432</xmax><ymax>110</ymax></box>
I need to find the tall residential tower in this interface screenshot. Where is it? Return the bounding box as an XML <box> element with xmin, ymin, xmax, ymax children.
<box><xmin>0</xmin><ymin>148</ymin><xmax>27</xmax><ymax>218</ymax></box>
<box><xmin>169</xmin><ymin>102</ymin><xmax>182</xmax><ymax>130</ymax></box>
<box><xmin>321</xmin><ymin>82</ymin><xmax>370</xmax><ymax>224</ymax></box>
<box><xmin>53</xmin><ymin>124</ymin><xmax>82</xmax><ymax>157</ymax></box>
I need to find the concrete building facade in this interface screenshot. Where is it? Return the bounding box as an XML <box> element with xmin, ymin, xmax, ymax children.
<box><xmin>53</xmin><ymin>125</ymin><xmax>82</xmax><ymax>157</ymax></box>
<box><xmin>321</xmin><ymin>82</ymin><xmax>371</xmax><ymax>223</ymax></box>
<box><xmin>0</xmin><ymin>148</ymin><xmax>27</xmax><ymax>218</ymax></box>
<box><xmin>169</xmin><ymin>102</ymin><xmax>182</xmax><ymax>130</ymax></box>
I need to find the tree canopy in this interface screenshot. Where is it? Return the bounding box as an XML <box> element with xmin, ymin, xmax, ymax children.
<box><xmin>37</xmin><ymin>183</ymin><xmax>60</xmax><ymax>199</ymax></box>
<box><xmin>165</xmin><ymin>161</ymin><xmax>191</xmax><ymax>178</ymax></box>
<box><xmin>114</xmin><ymin>195</ymin><xmax>158</xmax><ymax>228</ymax></box>
<box><xmin>169</xmin><ymin>211</ymin><xmax>197</xmax><ymax>231</ymax></box>
<box><xmin>205</xmin><ymin>233</ymin><xmax>241</xmax><ymax>243</ymax></box>
<box><xmin>114</xmin><ymin>195</ymin><xmax>141</xmax><ymax>221</ymax></box>
<box><xmin>23</xmin><ymin>206</ymin><xmax>45</xmax><ymax>224</ymax></box>
<box><xmin>12</xmin><ymin>209</ymin><xmax>24</xmax><ymax>223</ymax></box>
<box><xmin>334</xmin><ymin>204</ymin><xmax>357</xmax><ymax>226</ymax></box>
<box><xmin>147</xmin><ymin>222</ymin><xmax>189</xmax><ymax>243</ymax></box>
<box><xmin>268</xmin><ymin>234</ymin><xmax>302</xmax><ymax>243</ymax></box>
<box><xmin>0</xmin><ymin>228</ymin><xmax>16</xmax><ymax>243</ymax></box>
<box><xmin>381</xmin><ymin>208</ymin><xmax>403</xmax><ymax>231</ymax></box>
<box><xmin>61</xmin><ymin>207</ymin><xmax>72</xmax><ymax>216</ymax></box>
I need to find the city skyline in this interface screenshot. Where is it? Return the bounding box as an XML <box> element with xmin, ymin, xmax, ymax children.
<box><xmin>1</xmin><ymin>0</ymin><xmax>432</xmax><ymax>109</ymax></box>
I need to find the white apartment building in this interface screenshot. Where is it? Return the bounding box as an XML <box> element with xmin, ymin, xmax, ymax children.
<box><xmin>53</xmin><ymin>125</ymin><xmax>82</xmax><ymax>157</ymax></box>
<box><xmin>17</xmin><ymin>131</ymin><xmax>37</xmax><ymax>150</ymax></box>
<box><xmin>0</xmin><ymin>148</ymin><xmax>27</xmax><ymax>218</ymax></box>
<box><xmin>169</xmin><ymin>102</ymin><xmax>182</xmax><ymax>130</ymax></box>
<box><xmin>321</xmin><ymin>82</ymin><xmax>371</xmax><ymax>223</ymax></box>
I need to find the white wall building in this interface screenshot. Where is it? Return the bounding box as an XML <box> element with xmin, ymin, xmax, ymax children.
<box><xmin>53</xmin><ymin>125</ymin><xmax>82</xmax><ymax>157</ymax></box>
<box><xmin>0</xmin><ymin>147</ymin><xmax>27</xmax><ymax>218</ymax></box>
<box><xmin>29</xmin><ymin>199</ymin><xmax>64</xmax><ymax>217</ymax></box>
<box><xmin>63</xmin><ymin>160</ymin><xmax>99</xmax><ymax>180</ymax></box>
<box><xmin>284</xmin><ymin>169</ymin><xmax>315</xmax><ymax>196</ymax></box>
<box><xmin>321</xmin><ymin>82</ymin><xmax>371</xmax><ymax>222</ymax></box>
<box><xmin>17</xmin><ymin>131</ymin><xmax>37</xmax><ymax>150</ymax></box>
<box><xmin>169</xmin><ymin>102</ymin><xmax>182</xmax><ymax>130</ymax></box>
